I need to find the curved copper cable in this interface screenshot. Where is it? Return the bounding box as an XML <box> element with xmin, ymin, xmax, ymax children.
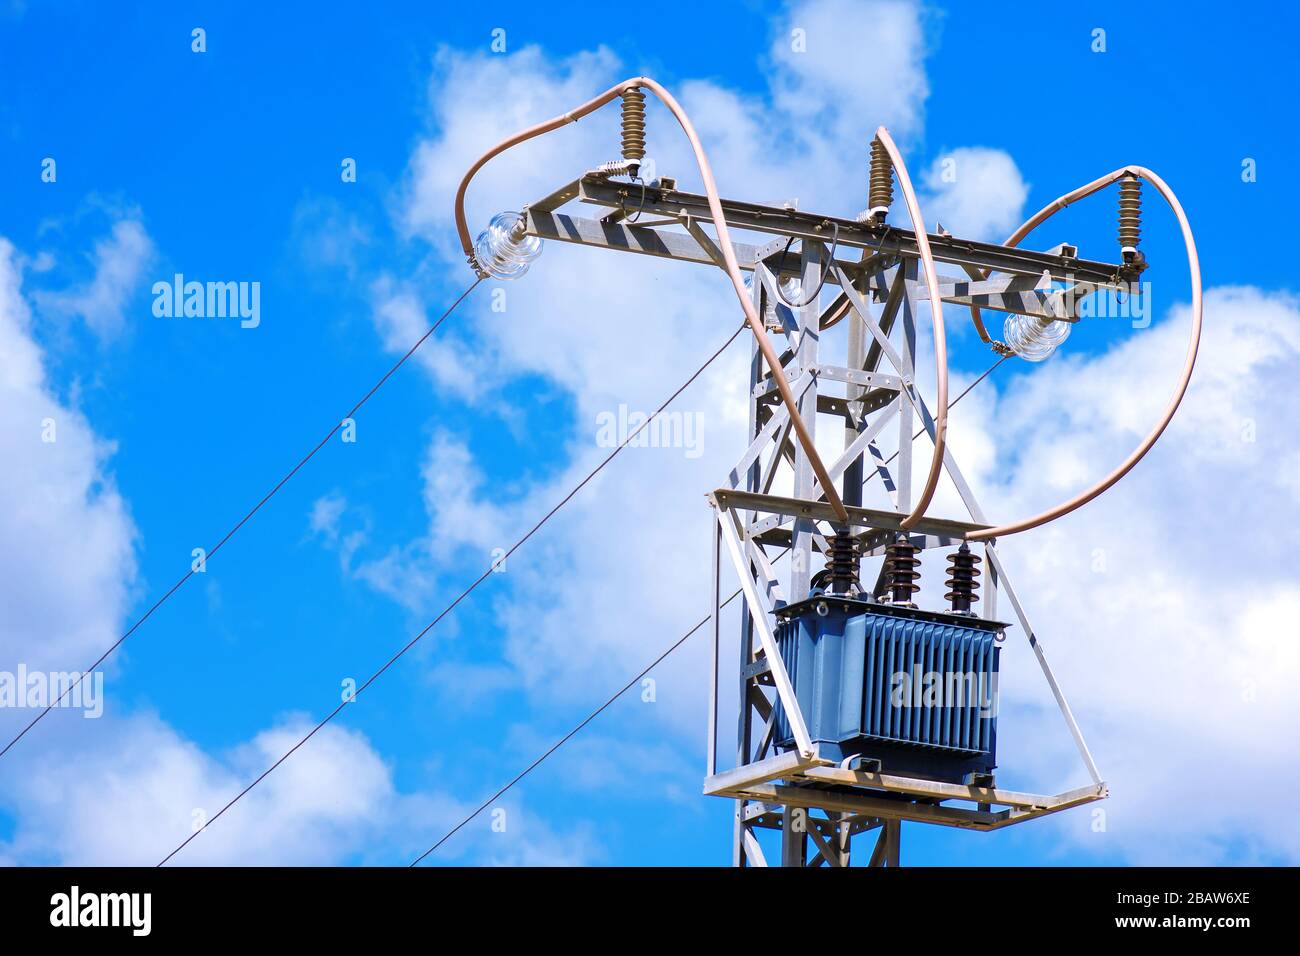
<box><xmin>965</xmin><ymin>166</ymin><xmax>1202</xmax><ymax>540</ymax></box>
<box><xmin>454</xmin><ymin>76</ymin><xmax>850</xmax><ymax>524</ymax></box>
<box><xmin>452</xmin><ymin>81</ymin><xmax>1201</xmax><ymax>543</ymax></box>
<box><xmin>872</xmin><ymin>128</ymin><xmax>950</xmax><ymax>530</ymax></box>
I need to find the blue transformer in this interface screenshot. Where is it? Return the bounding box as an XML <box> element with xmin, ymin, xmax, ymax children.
<box><xmin>772</xmin><ymin>596</ymin><xmax>1006</xmax><ymax>784</ymax></box>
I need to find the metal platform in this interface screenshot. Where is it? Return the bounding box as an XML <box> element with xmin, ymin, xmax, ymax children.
<box><xmin>705</xmin><ymin>751</ymin><xmax>1107</xmax><ymax>833</ymax></box>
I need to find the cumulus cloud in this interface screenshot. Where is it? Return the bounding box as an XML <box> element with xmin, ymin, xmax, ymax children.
<box><xmin>0</xmin><ymin>239</ymin><xmax>137</xmax><ymax>712</ymax></box>
<box><xmin>389</xmin><ymin>0</ymin><xmax>1006</xmax><ymax>414</ymax></box>
<box><xmin>369</xmin><ymin>273</ymin><xmax>492</xmax><ymax>401</ymax></box>
<box><xmin>0</xmin><ymin>710</ymin><xmax>596</xmax><ymax>865</ymax></box>
<box><xmin>3</xmin><ymin>712</ymin><xmax>395</xmax><ymax>865</ymax></box>
<box><xmin>350</xmin><ymin>0</ymin><xmax>1017</xmax><ymax>744</ymax></box>
<box><xmin>769</xmin><ymin>0</ymin><xmax>932</xmax><ymax>142</ymax></box>
<box><xmin>920</xmin><ymin>147</ymin><xmax>1030</xmax><ymax>242</ymax></box>
<box><xmin>967</xmin><ymin>286</ymin><xmax>1300</xmax><ymax>863</ymax></box>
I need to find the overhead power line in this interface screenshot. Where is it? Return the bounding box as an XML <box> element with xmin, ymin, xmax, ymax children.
<box><xmin>410</xmin><ymin>586</ymin><xmax>743</xmax><ymax>866</ymax></box>
<box><xmin>0</xmin><ymin>279</ymin><xmax>483</xmax><ymax>763</ymax></box>
<box><xmin>156</xmin><ymin>321</ymin><xmax>748</xmax><ymax>866</ymax></box>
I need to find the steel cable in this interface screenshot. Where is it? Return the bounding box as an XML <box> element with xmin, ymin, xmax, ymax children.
<box><xmin>156</xmin><ymin>322</ymin><xmax>747</xmax><ymax>866</ymax></box>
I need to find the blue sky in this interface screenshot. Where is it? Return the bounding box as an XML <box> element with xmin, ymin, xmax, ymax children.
<box><xmin>1</xmin><ymin>0</ymin><xmax>1298</xmax><ymax>866</ymax></box>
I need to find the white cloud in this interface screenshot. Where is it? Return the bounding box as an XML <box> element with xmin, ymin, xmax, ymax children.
<box><xmin>0</xmin><ymin>709</ymin><xmax>596</xmax><ymax>866</ymax></box>
<box><xmin>354</xmin><ymin>0</ymin><xmax>1018</xmax><ymax>744</ymax></box>
<box><xmin>403</xmin><ymin>45</ymin><xmax>624</xmax><ymax>250</ymax></box>
<box><xmin>769</xmin><ymin>0</ymin><xmax>932</xmax><ymax>143</ymax></box>
<box><xmin>965</xmin><ymin>286</ymin><xmax>1300</xmax><ymax>863</ymax></box>
<box><xmin>369</xmin><ymin>273</ymin><xmax>492</xmax><ymax>400</ymax></box>
<box><xmin>36</xmin><ymin>217</ymin><xmax>153</xmax><ymax>339</ymax></box>
<box><xmin>309</xmin><ymin>491</ymin><xmax>348</xmax><ymax>541</ymax></box>
<box><xmin>5</xmin><ymin>713</ymin><xmax>395</xmax><ymax>866</ymax></box>
<box><xmin>0</xmin><ymin>239</ymin><xmax>137</xmax><ymax>719</ymax></box>
<box><xmin>920</xmin><ymin>146</ymin><xmax>1030</xmax><ymax>242</ymax></box>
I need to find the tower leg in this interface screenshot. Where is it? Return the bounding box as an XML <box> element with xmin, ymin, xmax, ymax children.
<box><xmin>886</xmin><ymin>820</ymin><xmax>901</xmax><ymax>866</ymax></box>
<box><xmin>781</xmin><ymin>806</ymin><xmax>808</xmax><ymax>867</ymax></box>
<box><xmin>868</xmin><ymin>820</ymin><xmax>902</xmax><ymax>866</ymax></box>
